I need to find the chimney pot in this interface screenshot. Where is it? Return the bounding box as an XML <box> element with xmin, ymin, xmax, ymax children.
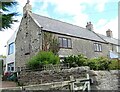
<box><xmin>106</xmin><ymin>29</ymin><xmax>113</xmax><ymax>37</ymax></box>
<box><xmin>86</xmin><ymin>21</ymin><xmax>93</xmax><ymax>31</ymax></box>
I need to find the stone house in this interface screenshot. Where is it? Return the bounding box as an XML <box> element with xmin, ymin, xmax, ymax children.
<box><xmin>7</xmin><ymin>1</ymin><xmax>119</xmax><ymax>71</ymax></box>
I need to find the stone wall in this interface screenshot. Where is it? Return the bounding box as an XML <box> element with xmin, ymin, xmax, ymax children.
<box><xmin>56</xmin><ymin>33</ymin><xmax>111</xmax><ymax>59</ymax></box>
<box><xmin>89</xmin><ymin>70</ymin><xmax>119</xmax><ymax>90</ymax></box>
<box><xmin>15</xmin><ymin>13</ymin><xmax>42</xmax><ymax>69</ymax></box>
<box><xmin>18</xmin><ymin>67</ymin><xmax>119</xmax><ymax>90</ymax></box>
<box><xmin>18</xmin><ymin>66</ymin><xmax>89</xmax><ymax>86</ymax></box>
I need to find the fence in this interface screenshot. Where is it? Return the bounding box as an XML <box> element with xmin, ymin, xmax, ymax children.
<box><xmin>42</xmin><ymin>64</ymin><xmax>70</xmax><ymax>71</ymax></box>
<box><xmin>17</xmin><ymin>64</ymin><xmax>70</xmax><ymax>72</ymax></box>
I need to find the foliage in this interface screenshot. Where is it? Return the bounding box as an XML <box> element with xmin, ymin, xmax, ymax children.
<box><xmin>42</xmin><ymin>32</ymin><xmax>60</xmax><ymax>55</ymax></box>
<box><xmin>63</xmin><ymin>54</ymin><xmax>88</xmax><ymax>68</ymax></box>
<box><xmin>109</xmin><ymin>59</ymin><xmax>120</xmax><ymax>70</ymax></box>
<box><xmin>0</xmin><ymin>1</ymin><xmax>18</xmax><ymax>30</ymax></box>
<box><xmin>0</xmin><ymin>55</ymin><xmax>6</xmax><ymax>58</ymax></box>
<box><xmin>86</xmin><ymin>59</ymin><xmax>98</xmax><ymax>70</ymax></box>
<box><xmin>26</xmin><ymin>51</ymin><xmax>60</xmax><ymax>70</ymax></box>
<box><xmin>88</xmin><ymin>57</ymin><xmax>111</xmax><ymax>70</ymax></box>
<box><xmin>63</xmin><ymin>55</ymin><xmax>119</xmax><ymax>70</ymax></box>
<box><xmin>49</xmin><ymin>36</ymin><xmax>60</xmax><ymax>55</ymax></box>
<box><xmin>0</xmin><ymin>60</ymin><xmax>3</xmax><ymax>75</ymax></box>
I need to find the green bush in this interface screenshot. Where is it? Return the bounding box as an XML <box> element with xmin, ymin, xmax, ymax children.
<box><xmin>109</xmin><ymin>59</ymin><xmax>120</xmax><ymax>70</ymax></box>
<box><xmin>87</xmin><ymin>59</ymin><xmax>98</xmax><ymax>70</ymax></box>
<box><xmin>88</xmin><ymin>57</ymin><xmax>111</xmax><ymax>70</ymax></box>
<box><xmin>63</xmin><ymin>55</ymin><xmax>119</xmax><ymax>70</ymax></box>
<box><xmin>26</xmin><ymin>51</ymin><xmax>60</xmax><ymax>70</ymax></box>
<box><xmin>63</xmin><ymin>54</ymin><xmax>88</xmax><ymax>68</ymax></box>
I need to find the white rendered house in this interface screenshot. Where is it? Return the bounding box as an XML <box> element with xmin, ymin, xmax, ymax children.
<box><xmin>5</xmin><ymin>29</ymin><xmax>18</xmax><ymax>72</ymax></box>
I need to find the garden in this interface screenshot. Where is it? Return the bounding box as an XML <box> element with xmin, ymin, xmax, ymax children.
<box><xmin>26</xmin><ymin>51</ymin><xmax>120</xmax><ymax>70</ymax></box>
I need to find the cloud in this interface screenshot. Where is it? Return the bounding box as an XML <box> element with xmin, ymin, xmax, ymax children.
<box><xmin>73</xmin><ymin>14</ymin><xmax>89</xmax><ymax>27</ymax></box>
<box><xmin>35</xmin><ymin>0</ymin><xmax>111</xmax><ymax>28</ymax></box>
<box><xmin>40</xmin><ymin>0</ymin><xmax>109</xmax><ymax>14</ymax></box>
<box><xmin>96</xmin><ymin>19</ymin><xmax>108</xmax><ymax>28</ymax></box>
<box><xmin>95</xmin><ymin>17</ymin><xmax>118</xmax><ymax>39</ymax></box>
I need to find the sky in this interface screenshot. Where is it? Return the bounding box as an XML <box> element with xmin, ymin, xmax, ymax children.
<box><xmin>0</xmin><ymin>0</ymin><xmax>119</xmax><ymax>55</ymax></box>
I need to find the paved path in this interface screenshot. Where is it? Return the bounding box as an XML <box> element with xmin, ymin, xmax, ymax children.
<box><xmin>0</xmin><ymin>81</ymin><xmax>17</xmax><ymax>88</ymax></box>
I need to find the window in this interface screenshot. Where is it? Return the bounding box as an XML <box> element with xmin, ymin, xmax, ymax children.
<box><xmin>68</xmin><ymin>39</ymin><xmax>72</xmax><ymax>48</ymax></box>
<box><xmin>63</xmin><ymin>38</ymin><xmax>67</xmax><ymax>48</ymax></box>
<box><xmin>58</xmin><ymin>37</ymin><xmax>72</xmax><ymax>48</ymax></box>
<box><xmin>7</xmin><ymin>63</ymin><xmax>14</xmax><ymax>71</ymax></box>
<box><xmin>94</xmin><ymin>43</ymin><xmax>102</xmax><ymax>52</ymax></box>
<box><xmin>8</xmin><ymin>42</ymin><xmax>14</xmax><ymax>55</ymax></box>
<box><xmin>116</xmin><ymin>46</ymin><xmax>120</xmax><ymax>52</ymax></box>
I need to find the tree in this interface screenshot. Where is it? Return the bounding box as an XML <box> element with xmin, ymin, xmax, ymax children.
<box><xmin>0</xmin><ymin>0</ymin><xmax>18</xmax><ymax>30</ymax></box>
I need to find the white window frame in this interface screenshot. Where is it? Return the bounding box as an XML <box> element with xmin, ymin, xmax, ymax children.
<box><xmin>94</xmin><ymin>43</ymin><xmax>102</xmax><ymax>52</ymax></box>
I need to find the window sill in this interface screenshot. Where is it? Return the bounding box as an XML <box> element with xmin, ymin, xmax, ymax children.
<box><xmin>94</xmin><ymin>51</ymin><xmax>102</xmax><ymax>52</ymax></box>
<box><xmin>59</xmin><ymin>47</ymin><xmax>72</xmax><ymax>49</ymax></box>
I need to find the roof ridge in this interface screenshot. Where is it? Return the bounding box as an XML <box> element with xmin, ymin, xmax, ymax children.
<box><xmin>97</xmin><ymin>33</ymin><xmax>119</xmax><ymax>40</ymax></box>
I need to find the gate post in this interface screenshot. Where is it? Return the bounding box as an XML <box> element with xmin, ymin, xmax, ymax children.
<box><xmin>70</xmin><ymin>76</ymin><xmax>75</xmax><ymax>92</ymax></box>
<box><xmin>87</xmin><ymin>74</ymin><xmax>91</xmax><ymax>92</ymax></box>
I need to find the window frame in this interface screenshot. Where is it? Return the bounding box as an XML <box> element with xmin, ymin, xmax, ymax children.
<box><xmin>8</xmin><ymin>42</ymin><xmax>14</xmax><ymax>55</ymax></box>
<box><xmin>58</xmin><ymin>37</ymin><xmax>72</xmax><ymax>49</ymax></box>
<box><xmin>94</xmin><ymin>43</ymin><xmax>102</xmax><ymax>52</ymax></box>
<box><xmin>7</xmin><ymin>63</ymin><xmax>14</xmax><ymax>72</ymax></box>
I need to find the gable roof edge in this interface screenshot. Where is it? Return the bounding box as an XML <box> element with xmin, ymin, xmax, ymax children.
<box><xmin>29</xmin><ymin>12</ymin><xmax>42</xmax><ymax>28</ymax></box>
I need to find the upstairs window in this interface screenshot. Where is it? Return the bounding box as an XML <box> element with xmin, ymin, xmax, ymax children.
<box><xmin>94</xmin><ymin>43</ymin><xmax>102</xmax><ymax>52</ymax></box>
<box><xmin>8</xmin><ymin>42</ymin><xmax>14</xmax><ymax>55</ymax></box>
<box><xmin>59</xmin><ymin>37</ymin><xmax>72</xmax><ymax>48</ymax></box>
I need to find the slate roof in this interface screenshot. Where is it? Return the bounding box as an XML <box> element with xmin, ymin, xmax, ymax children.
<box><xmin>31</xmin><ymin>13</ymin><xmax>105</xmax><ymax>43</ymax></box>
<box><xmin>97</xmin><ymin>34</ymin><xmax>120</xmax><ymax>45</ymax></box>
<box><xmin>31</xmin><ymin>13</ymin><xmax>120</xmax><ymax>45</ymax></box>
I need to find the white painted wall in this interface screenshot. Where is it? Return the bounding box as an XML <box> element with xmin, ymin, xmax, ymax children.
<box><xmin>5</xmin><ymin>29</ymin><xmax>18</xmax><ymax>72</ymax></box>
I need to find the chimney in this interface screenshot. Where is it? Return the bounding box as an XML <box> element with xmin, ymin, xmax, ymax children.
<box><xmin>23</xmin><ymin>0</ymin><xmax>32</xmax><ymax>15</ymax></box>
<box><xmin>106</xmin><ymin>29</ymin><xmax>113</xmax><ymax>37</ymax></box>
<box><xmin>86</xmin><ymin>21</ymin><xmax>93</xmax><ymax>31</ymax></box>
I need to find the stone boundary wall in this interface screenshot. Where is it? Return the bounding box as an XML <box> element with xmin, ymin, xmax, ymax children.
<box><xmin>18</xmin><ymin>66</ymin><xmax>119</xmax><ymax>90</ymax></box>
<box><xmin>18</xmin><ymin>66</ymin><xmax>89</xmax><ymax>85</ymax></box>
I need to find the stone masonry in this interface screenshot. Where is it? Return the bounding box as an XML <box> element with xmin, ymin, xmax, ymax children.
<box><xmin>18</xmin><ymin>67</ymin><xmax>119</xmax><ymax>90</ymax></box>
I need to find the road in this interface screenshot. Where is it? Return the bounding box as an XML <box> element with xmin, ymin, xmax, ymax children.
<box><xmin>0</xmin><ymin>81</ymin><xmax>17</xmax><ymax>88</ymax></box>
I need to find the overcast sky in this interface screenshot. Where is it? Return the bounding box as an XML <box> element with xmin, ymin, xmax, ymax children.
<box><xmin>0</xmin><ymin>0</ymin><xmax>119</xmax><ymax>55</ymax></box>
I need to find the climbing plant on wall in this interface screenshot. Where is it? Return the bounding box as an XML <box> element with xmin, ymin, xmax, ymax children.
<box><xmin>42</xmin><ymin>32</ymin><xmax>60</xmax><ymax>55</ymax></box>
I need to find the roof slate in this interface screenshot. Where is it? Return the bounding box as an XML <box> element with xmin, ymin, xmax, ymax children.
<box><xmin>31</xmin><ymin>13</ymin><xmax>118</xmax><ymax>44</ymax></box>
<box><xmin>97</xmin><ymin>34</ymin><xmax>120</xmax><ymax>45</ymax></box>
<box><xmin>31</xmin><ymin>13</ymin><xmax>105</xmax><ymax>43</ymax></box>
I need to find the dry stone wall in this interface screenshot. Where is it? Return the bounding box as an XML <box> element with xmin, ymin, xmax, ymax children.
<box><xmin>18</xmin><ymin>67</ymin><xmax>119</xmax><ymax>90</ymax></box>
<box><xmin>18</xmin><ymin>66</ymin><xmax>89</xmax><ymax>86</ymax></box>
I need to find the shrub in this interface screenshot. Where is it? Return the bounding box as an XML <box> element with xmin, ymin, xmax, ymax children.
<box><xmin>63</xmin><ymin>54</ymin><xmax>88</xmax><ymax>68</ymax></box>
<box><xmin>88</xmin><ymin>57</ymin><xmax>112</xmax><ymax>70</ymax></box>
<box><xmin>87</xmin><ymin>59</ymin><xmax>98</xmax><ymax>70</ymax></box>
<box><xmin>63</xmin><ymin>55</ymin><xmax>119</xmax><ymax>70</ymax></box>
<box><xmin>109</xmin><ymin>59</ymin><xmax>120</xmax><ymax>70</ymax></box>
<box><xmin>26</xmin><ymin>51</ymin><xmax>60</xmax><ymax>70</ymax></box>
